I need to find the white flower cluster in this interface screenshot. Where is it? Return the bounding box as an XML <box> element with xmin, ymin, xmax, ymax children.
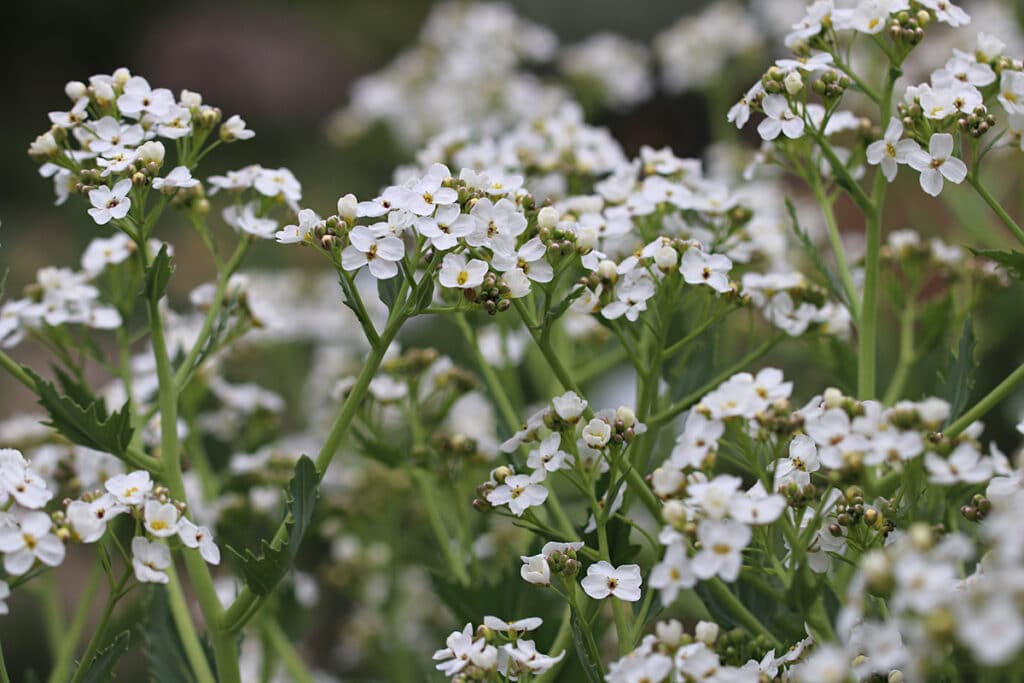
<box><xmin>30</xmin><ymin>67</ymin><xmax>254</xmax><ymax>219</ymax></box>
<box><xmin>606</xmin><ymin>618</ymin><xmax>809</xmax><ymax>683</ymax></box>
<box><xmin>65</xmin><ymin>469</ymin><xmax>220</xmax><ymax>583</ymax></box>
<box><xmin>558</xmin><ymin>33</ymin><xmax>654</xmax><ymax>110</ymax></box>
<box><xmin>433</xmin><ymin>616</ymin><xmax>563</xmax><ymax>681</ymax></box>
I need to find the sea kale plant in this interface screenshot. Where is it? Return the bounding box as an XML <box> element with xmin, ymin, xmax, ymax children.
<box><xmin>3</xmin><ymin>0</ymin><xmax>1024</xmax><ymax>681</ymax></box>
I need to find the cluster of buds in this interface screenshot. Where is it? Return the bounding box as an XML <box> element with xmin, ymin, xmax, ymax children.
<box><xmin>811</xmin><ymin>70</ymin><xmax>851</xmax><ymax>101</ymax></box>
<box><xmin>956</xmin><ymin>106</ymin><xmax>998</xmax><ymax>138</ymax></box>
<box><xmin>829</xmin><ymin>485</ymin><xmax>889</xmax><ymax>535</ymax></box>
<box><xmin>888</xmin><ymin>9</ymin><xmax>930</xmax><ymax>45</ymax></box>
<box><xmin>466</xmin><ymin>271</ymin><xmax>514</xmax><ymax>316</ymax></box>
<box><xmin>960</xmin><ymin>493</ymin><xmax>992</xmax><ymax>522</ymax></box>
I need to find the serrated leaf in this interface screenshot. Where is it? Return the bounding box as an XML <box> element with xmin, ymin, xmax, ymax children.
<box><xmin>79</xmin><ymin>630</ymin><xmax>130</xmax><ymax>683</ymax></box>
<box><xmin>969</xmin><ymin>247</ymin><xmax>1024</xmax><ymax>280</ymax></box>
<box><xmin>227</xmin><ymin>456</ymin><xmax>319</xmax><ymax>595</ymax></box>
<box><xmin>938</xmin><ymin>317</ymin><xmax>977</xmax><ymax>425</ymax></box>
<box><xmin>377</xmin><ymin>276</ymin><xmax>403</xmax><ymax>313</ymax></box>
<box><xmin>569</xmin><ymin>606</ymin><xmax>603</xmax><ymax>683</ymax></box>
<box><xmin>144</xmin><ymin>587</ymin><xmax>200</xmax><ymax>683</ymax></box>
<box><xmin>145</xmin><ymin>245</ymin><xmax>173</xmax><ymax>301</ymax></box>
<box><xmin>24</xmin><ymin>367</ymin><xmax>134</xmax><ymax>457</ymax></box>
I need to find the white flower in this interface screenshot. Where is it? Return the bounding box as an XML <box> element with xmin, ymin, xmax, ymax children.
<box><xmin>919</xmin><ymin>0</ymin><xmax>969</xmax><ymax>26</ymax></box>
<box><xmin>341</xmin><ymin>225</ymin><xmax>405</xmax><ymax>279</ymax></box>
<box><xmin>649</xmin><ymin>542</ymin><xmax>696</xmax><ymax>605</ymax></box>
<box><xmin>519</xmin><ymin>553</ymin><xmax>551</xmax><ymax>585</ymax></box>
<box><xmin>686</xmin><ymin>474</ymin><xmax>742</xmax><ymax>520</ymax></box>
<box><xmin>487</xmin><ymin>470</ymin><xmax>548</xmax><ymax>516</ymax></box>
<box><xmin>81</xmin><ymin>234</ymin><xmax>134</xmax><ymax>275</ymax></box>
<box><xmin>956</xmin><ymin>597</ymin><xmax>1024</xmax><ymax>665</ymax></box>
<box><xmin>438</xmin><ymin>253</ymin><xmax>488</xmax><ymax>289</ymax></box>
<box><xmin>484</xmin><ymin>615</ymin><xmax>543</xmax><ymax>635</ymax></box>
<box><xmin>0</xmin><ymin>581</ymin><xmax>8</xmax><ymax>615</ymax></box>
<box><xmin>105</xmin><ymin>470</ymin><xmax>153</xmax><ymax>506</ymax></box>
<box><xmin>866</xmin><ymin>118</ymin><xmax>917</xmax><ymax>182</ymax></box>
<box><xmin>275</xmin><ymin>208</ymin><xmax>320</xmax><ymax>244</ymax></box>
<box><xmin>791</xmin><ymin>644</ymin><xmax>851</xmax><ymax>683</ymax></box>
<box><xmin>0</xmin><ymin>510</ymin><xmax>65</xmax><ymax>574</ymax></box>
<box><xmin>552</xmin><ymin>391</ymin><xmax>587</xmax><ymax>421</ymax></box>
<box><xmin>774</xmin><ymin>434</ymin><xmax>820</xmax><ymax>489</ymax></box>
<box><xmin>906</xmin><ymin>133</ymin><xmax>967</xmax><ymax>197</ymax></box>
<box><xmin>152</xmin><ymin>166</ymin><xmax>198</xmax><ymax>191</ymax></box>
<box><xmin>223</xmin><ymin>202</ymin><xmax>277</xmax><ymax>239</ymax></box>
<box><xmin>467</xmin><ymin>198</ymin><xmax>527</xmax><ymax>247</ymax></box>
<box><xmin>581</xmin><ymin>561</ymin><xmax>642</xmax><ymax>601</ymax></box>
<box><xmin>757</xmin><ymin>95</ymin><xmax>804</xmax><ymax>141</ymax></box>
<box><xmin>526</xmin><ymin>434</ymin><xmax>574</xmax><ymax>472</ymax></box>
<box><xmin>999</xmin><ymin>70</ymin><xmax>1024</xmax><ymax>115</ymax></box>
<box><xmin>729</xmin><ymin>481</ymin><xmax>786</xmax><ymax>525</ymax></box>
<box><xmin>500</xmin><ymin>639</ymin><xmax>564</xmax><ymax>675</ymax></box>
<box><xmin>680</xmin><ymin>249</ymin><xmax>732</xmax><ymax>293</ymax></box>
<box><xmin>144</xmin><ymin>500</ymin><xmax>181</xmax><ymax>538</ymax></box>
<box><xmin>582</xmin><ymin>418</ymin><xmax>612</xmax><ymax>448</ymax></box>
<box><xmin>924</xmin><ymin>443</ymin><xmax>993</xmax><ymax>484</ymax></box>
<box><xmin>491</xmin><ymin>237</ymin><xmax>554</xmax><ymax>284</ymax></box>
<box><xmin>117</xmin><ymin>76</ymin><xmax>175</xmax><ymax>118</ymax></box>
<box><xmin>178</xmin><ymin>519</ymin><xmax>221</xmax><ymax>565</ymax></box>
<box><xmin>691</xmin><ymin>519</ymin><xmax>751</xmax><ymax>582</ymax></box>
<box><xmin>220</xmin><ymin>114</ymin><xmax>255</xmax><ymax>141</ymax></box>
<box><xmin>66</xmin><ymin>494</ymin><xmax>126</xmax><ymax>543</ymax></box>
<box><xmin>87</xmin><ymin>179</ymin><xmax>132</xmax><ymax>225</ymax></box>
<box><xmin>433</xmin><ymin>624</ymin><xmax>488</xmax><ymax>677</ymax></box>
<box><xmin>416</xmin><ymin>204</ymin><xmax>475</xmax><ymax>250</ymax></box>
<box><xmin>254</xmin><ymin>167</ymin><xmax>302</xmax><ymax>203</ymax></box>
<box><xmin>131</xmin><ymin>536</ymin><xmax>171</xmax><ymax>584</ymax></box>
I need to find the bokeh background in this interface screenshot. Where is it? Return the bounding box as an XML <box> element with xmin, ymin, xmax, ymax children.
<box><xmin>3</xmin><ymin>0</ymin><xmax>1024</xmax><ymax>679</ymax></box>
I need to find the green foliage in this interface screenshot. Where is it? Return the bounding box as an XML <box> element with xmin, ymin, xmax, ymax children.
<box><xmin>969</xmin><ymin>248</ymin><xmax>1024</xmax><ymax>281</ymax></box>
<box><xmin>228</xmin><ymin>456</ymin><xmax>320</xmax><ymax>595</ymax></box>
<box><xmin>938</xmin><ymin>317</ymin><xmax>977</xmax><ymax>425</ymax></box>
<box><xmin>144</xmin><ymin>245</ymin><xmax>173</xmax><ymax>302</ymax></box>
<box><xmin>144</xmin><ymin>587</ymin><xmax>206</xmax><ymax>683</ymax></box>
<box><xmin>569</xmin><ymin>606</ymin><xmax>603</xmax><ymax>683</ymax></box>
<box><xmin>24</xmin><ymin>366</ymin><xmax>134</xmax><ymax>458</ymax></box>
<box><xmin>78</xmin><ymin>631</ymin><xmax>130</xmax><ymax>683</ymax></box>
<box><xmin>377</xmin><ymin>276</ymin><xmax>403</xmax><ymax>313</ymax></box>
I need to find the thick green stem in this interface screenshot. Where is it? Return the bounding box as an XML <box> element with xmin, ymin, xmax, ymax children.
<box><xmin>0</xmin><ymin>640</ymin><xmax>10</xmax><ymax>683</ymax></box>
<box><xmin>147</xmin><ymin>293</ymin><xmax>237</xmax><ymax>683</ymax></box>
<box><xmin>165</xmin><ymin>562</ymin><xmax>218</xmax><ymax>683</ymax></box>
<box><xmin>0</xmin><ymin>349</ymin><xmax>34</xmax><ymax>390</ymax></box>
<box><xmin>262</xmin><ymin>617</ymin><xmax>314</xmax><ymax>683</ymax></box>
<box><xmin>858</xmin><ymin>171</ymin><xmax>886</xmax><ymax>399</ymax></box>
<box><xmin>810</xmin><ymin>177</ymin><xmax>861</xmax><ymax>321</ymax></box>
<box><xmin>45</xmin><ymin>563</ymin><xmax>102</xmax><ymax>683</ymax></box>
<box><xmin>968</xmin><ymin>174</ymin><xmax>1024</xmax><ymax>247</ymax></box>
<box><xmin>68</xmin><ymin>572</ymin><xmax>129</xmax><ymax>683</ymax></box>
<box><xmin>944</xmin><ymin>358</ymin><xmax>1024</xmax><ymax>438</ymax></box>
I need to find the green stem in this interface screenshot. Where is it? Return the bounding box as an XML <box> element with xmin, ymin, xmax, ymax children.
<box><xmin>223</xmin><ymin>260</ymin><xmax>440</xmax><ymax>632</ymax></box>
<box><xmin>662</xmin><ymin>306</ymin><xmax>734</xmax><ymax>360</ymax></box>
<box><xmin>410</xmin><ymin>468</ymin><xmax>471</xmax><ymax>585</ymax></box>
<box><xmin>45</xmin><ymin>563</ymin><xmax>102</xmax><ymax>683</ymax></box>
<box><xmin>858</xmin><ymin>171</ymin><xmax>886</xmax><ymax>399</ymax></box>
<box><xmin>37</xmin><ymin>573</ymin><xmax>63</xmax><ymax>660</ymax></box>
<box><xmin>147</xmin><ymin>285</ymin><xmax>237</xmax><ymax>683</ymax></box>
<box><xmin>453</xmin><ymin>314</ymin><xmax>520</xmax><ymax>432</ymax></box>
<box><xmin>165</xmin><ymin>561</ymin><xmax>218</xmax><ymax>683</ymax></box>
<box><xmin>68</xmin><ymin>572</ymin><xmax>129</xmax><ymax>683</ymax></box>
<box><xmin>968</xmin><ymin>174</ymin><xmax>1024</xmax><ymax>247</ymax></box>
<box><xmin>533</xmin><ymin>606</ymin><xmax>572</xmax><ymax>683</ymax></box>
<box><xmin>0</xmin><ymin>349</ymin><xmax>34</xmax><ymax>390</ymax></box>
<box><xmin>944</xmin><ymin>358</ymin><xmax>1024</xmax><ymax>438</ymax></box>
<box><xmin>647</xmin><ymin>335</ymin><xmax>786</xmax><ymax>427</ymax></box>
<box><xmin>173</xmin><ymin>238</ymin><xmax>251</xmax><ymax>390</ymax></box>
<box><xmin>883</xmin><ymin>298</ymin><xmax>916</xmax><ymax>405</ymax></box>
<box><xmin>262</xmin><ymin>617</ymin><xmax>314</xmax><ymax>683</ymax></box>
<box><xmin>596</xmin><ymin>520</ymin><xmax>633</xmax><ymax>656</ymax></box>
<box><xmin>0</xmin><ymin>640</ymin><xmax>10</xmax><ymax>683</ymax></box>
<box><xmin>705</xmin><ymin>578</ymin><xmax>782</xmax><ymax>649</ymax></box>
<box><xmin>810</xmin><ymin>177</ymin><xmax>861</xmax><ymax>321</ymax></box>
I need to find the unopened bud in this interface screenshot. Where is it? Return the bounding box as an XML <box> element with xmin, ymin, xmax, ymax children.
<box><xmin>537</xmin><ymin>206</ymin><xmax>560</xmax><ymax>229</ymax></box>
<box><xmin>337</xmin><ymin>193</ymin><xmax>358</xmax><ymax>222</ymax></box>
<box><xmin>784</xmin><ymin>70</ymin><xmax>804</xmax><ymax>95</ymax></box>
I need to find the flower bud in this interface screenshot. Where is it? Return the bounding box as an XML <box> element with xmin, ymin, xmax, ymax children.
<box><xmin>662</xmin><ymin>499</ymin><xmax>687</xmax><ymax>527</ymax></box>
<box><xmin>597</xmin><ymin>259</ymin><xmax>618</xmax><ymax>280</ymax></box>
<box><xmin>537</xmin><ymin>206</ymin><xmax>560</xmax><ymax>229</ymax></box>
<box><xmin>28</xmin><ymin>132</ymin><xmax>58</xmax><ymax>158</ymax></box>
<box><xmin>179</xmin><ymin>89</ymin><xmax>202</xmax><ymax>109</ymax></box>
<box><xmin>615</xmin><ymin>406</ymin><xmax>636</xmax><ymax>428</ymax></box>
<box><xmin>823</xmin><ymin>388</ymin><xmax>846</xmax><ymax>409</ymax></box>
<box><xmin>784</xmin><ymin>71</ymin><xmax>804</xmax><ymax>95</ymax></box>
<box><xmin>112</xmin><ymin>67</ymin><xmax>131</xmax><ymax>86</ymax></box>
<box><xmin>695</xmin><ymin>621</ymin><xmax>719</xmax><ymax>645</ymax></box>
<box><xmin>654</xmin><ymin>245</ymin><xmax>678</xmax><ymax>271</ymax></box>
<box><xmin>337</xmin><ymin>193</ymin><xmax>358</xmax><ymax>222</ymax></box>
<box><xmin>65</xmin><ymin>81</ymin><xmax>87</xmax><ymax>101</ymax></box>
<box><xmin>656</xmin><ymin>619</ymin><xmax>684</xmax><ymax>647</ymax></box>
<box><xmin>136</xmin><ymin>141</ymin><xmax>166</xmax><ymax>167</ymax></box>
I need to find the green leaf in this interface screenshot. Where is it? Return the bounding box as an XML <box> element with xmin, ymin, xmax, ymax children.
<box><xmin>377</xmin><ymin>276</ymin><xmax>403</xmax><ymax>313</ymax></box>
<box><xmin>569</xmin><ymin>606</ymin><xmax>603</xmax><ymax>683</ymax></box>
<box><xmin>78</xmin><ymin>630</ymin><xmax>130</xmax><ymax>683</ymax></box>
<box><xmin>227</xmin><ymin>456</ymin><xmax>319</xmax><ymax>595</ymax></box>
<box><xmin>24</xmin><ymin>367</ymin><xmax>134</xmax><ymax>458</ymax></box>
<box><xmin>938</xmin><ymin>317</ymin><xmax>977</xmax><ymax>425</ymax></box>
<box><xmin>409</xmin><ymin>276</ymin><xmax>435</xmax><ymax>315</ymax></box>
<box><xmin>144</xmin><ymin>245</ymin><xmax>173</xmax><ymax>301</ymax></box>
<box><xmin>969</xmin><ymin>248</ymin><xmax>1024</xmax><ymax>280</ymax></box>
<box><xmin>144</xmin><ymin>587</ymin><xmax>200</xmax><ymax>683</ymax></box>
